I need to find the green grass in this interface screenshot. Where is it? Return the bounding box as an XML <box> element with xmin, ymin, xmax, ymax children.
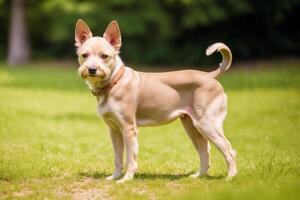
<box><xmin>0</xmin><ymin>63</ymin><xmax>300</xmax><ymax>199</ymax></box>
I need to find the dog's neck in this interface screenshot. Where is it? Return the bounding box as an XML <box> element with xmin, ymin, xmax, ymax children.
<box><xmin>111</xmin><ymin>56</ymin><xmax>123</xmax><ymax>79</ymax></box>
<box><xmin>85</xmin><ymin>55</ymin><xmax>124</xmax><ymax>90</ymax></box>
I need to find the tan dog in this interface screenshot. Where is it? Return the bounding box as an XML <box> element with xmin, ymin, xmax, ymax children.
<box><xmin>75</xmin><ymin>19</ymin><xmax>237</xmax><ymax>183</ymax></box>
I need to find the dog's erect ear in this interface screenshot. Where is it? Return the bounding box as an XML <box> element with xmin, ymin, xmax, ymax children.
<box><xmin>103</xmin><ymin>21</ymin><xmax>122</xmax><ymax>52</ymax></box>
<box><xmin>75</xmin><ymin>19</ymin><xmax>92</xmax><ymax>48</ymax></box>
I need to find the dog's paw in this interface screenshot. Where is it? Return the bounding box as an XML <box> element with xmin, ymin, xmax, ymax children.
<box><xmin>116</xmin><ymin>174</ymin><xmax>134</xmax><ymax>184</ymax></box>
<box><xmin>105</xmin><ymin>175</ymin><xmax>115</xmax><ymax>181</ymax></box>
<box><xmin>226</xmin><ymin>175</ymin><xmax>235</xmax><ymax>182</ymax></box>
<box><xmin>189</xmin><ymin>172</ymin><xmax>201</xmax><ymax>178</ymax></box>
<box><xmin>189</xmin><ymin>172</ymin><xmax>208</xmax><ymax>178</ymax></box>
<box><xmin>116</xmin><ymin>179</ymin><xmax>127</xmax><ymax>184</ymax></box>
<box><xmin>116</xmin><ymin>177</ymin><xmax>131</xmax><ymax>184</ymax></box>
<box><xmin>105</xmin><ymin>174</ymin><xmax>122</xmax><ymax>181</ymax></box>
<box><xmin>226</xmin><ymin>169</ymin><xmax>237</xmax><ymax>182</ymax></box>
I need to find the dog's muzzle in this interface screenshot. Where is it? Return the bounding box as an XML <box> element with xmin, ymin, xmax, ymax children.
<box><xmin>88</xmin><ymin>67</ymin><xmax>97</xmax><ymax>75</ymax></box>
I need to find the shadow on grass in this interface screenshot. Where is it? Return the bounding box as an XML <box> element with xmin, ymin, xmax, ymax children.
<box><xmin>78</xmin><ymin>171</ymin><xmax>225</xmax><ymax>181</ymax></box>
<box><xmin>135</xmin><ymin>173</ymin><xmax>225</xmax><ymax>181</ymax></box>
<box><xmin>78</xmin><ymin>171</ymin><xmax>110</xmax><ymax>179</ymax></box>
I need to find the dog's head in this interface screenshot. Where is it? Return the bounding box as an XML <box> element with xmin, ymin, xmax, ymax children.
<box><xmin>75</xmin><ymin>20</ymin><xmax>122</xmax><ymax>87</ymax></box>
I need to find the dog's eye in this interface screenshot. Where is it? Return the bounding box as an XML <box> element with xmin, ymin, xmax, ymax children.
<box><xmin>82</xmin><ymin>53</ymin><xmax>89</xmax><ymax>59</ymax></box>
<box><xmin>101</xmin><ymin>54</ymin><xmax>109</xmax><ymax>59</ymax></box>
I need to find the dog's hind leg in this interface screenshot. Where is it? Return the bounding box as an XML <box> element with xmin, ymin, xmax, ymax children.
<box><xmin>180</xmin><ymin>114</ymin><xmax>211</xmax><ymax>177</ymax></box>
<box><xmin>193</xmin><ymin>95</ymin><xmax>237</xmax><ymax>178</ymax></box>
<box><xmin>195</xmin><ymin>119</ymin><xmax>237</xmax><ymax>178</ymax></box>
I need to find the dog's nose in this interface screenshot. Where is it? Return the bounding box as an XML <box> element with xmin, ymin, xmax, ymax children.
<box><xmin>88</xmin><ymin>67</ymin><xmax>97</xmax><ymax>75</ymax></box>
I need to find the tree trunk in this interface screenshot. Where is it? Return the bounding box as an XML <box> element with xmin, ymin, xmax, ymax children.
<box><xmin>7</xmin><ymin>0</ymin><xmax>31</xmax><ymax>65</ymax></box>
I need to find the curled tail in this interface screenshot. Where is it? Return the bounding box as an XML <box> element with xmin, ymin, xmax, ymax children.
<box><xmin>206</xmin><ymin>42</ymin><xmax>232</xmax><ymax>78</ymax></box>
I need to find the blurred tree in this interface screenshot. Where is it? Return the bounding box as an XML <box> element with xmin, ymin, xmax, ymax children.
<box><xmin>1</xmin><ymin>0</ymin><xmax>300</xmax><ymax>65</ymax></box>
<box><xmin>7</xmin><ymin>0</ymin><xmax>31</xmax><ymax>65</ymax></box>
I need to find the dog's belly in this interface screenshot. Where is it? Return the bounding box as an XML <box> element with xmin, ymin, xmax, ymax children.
<box><xmin>136</xmin><ymin>108</ymin><xmax>188</xmax><ymax>127</ymax></box>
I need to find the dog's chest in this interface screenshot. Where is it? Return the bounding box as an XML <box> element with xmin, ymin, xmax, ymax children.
<box><xmin>96</xmin><ymin>97</ymin><xmax>121</xmax><ymax>116</ymax></box>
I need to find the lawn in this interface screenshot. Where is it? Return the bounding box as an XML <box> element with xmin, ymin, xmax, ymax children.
<box><xmin>0</xmin><ymin>62</ymin><xmax>300</xmax><ymax>200</ymax></box>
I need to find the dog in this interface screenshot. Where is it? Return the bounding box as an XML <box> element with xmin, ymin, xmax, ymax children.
<box><xmin>75</xmin><ymin>19</ymin><xmax>237</xmax><ymax>183</ymax></box>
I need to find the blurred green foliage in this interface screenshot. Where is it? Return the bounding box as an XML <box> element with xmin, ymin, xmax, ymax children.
<box><xmin>1</xmin><ymin>0</ymin><xmax>300</xmax><ymax>65</ymax></box>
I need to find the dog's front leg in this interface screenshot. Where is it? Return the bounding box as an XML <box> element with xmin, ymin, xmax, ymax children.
<box><xmin>117</xmin><ymin>124</ymin><xmax>138</xmax><ymax>184</ymax></box>
<box><xmin>106</xmin><ymin>127</ymin><xmax>124</xmax><ymax>181</ymax></box>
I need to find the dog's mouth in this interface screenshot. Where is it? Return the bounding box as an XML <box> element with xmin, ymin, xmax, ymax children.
<box><xmin>88</xmin><ymin>74</ymin><xmax>97</xmax><ymax>77</ymax></box>
<box><xmin>80</xmin><ymin>73</ymin><xmax>103</xmax><ymax>80</ymax></box>
<box><xmin>80</xmin><ymin>69</ymin><xmax>106</xmax><ymax>79</ymax></box>
<box><xmin>78</xmin><ymin>65</ymin><xmax>109</xmax><ymax>81</ymax></box>
<box><xmin>87</xmin><ymin>73</ymin><xmax>106</xmax><ymax>79</ymax></box>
